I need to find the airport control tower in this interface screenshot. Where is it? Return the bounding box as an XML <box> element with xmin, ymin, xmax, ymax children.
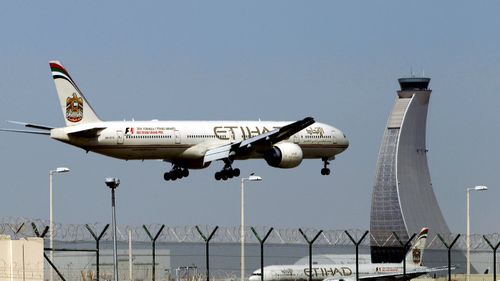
<box><xmin>370</xmin><ymin>77</ymin><xmax>451</xmax><ymax>263</ymax></box>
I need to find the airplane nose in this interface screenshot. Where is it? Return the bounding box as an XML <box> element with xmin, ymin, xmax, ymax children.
<box><xmin>337</xmin><ymin>130</ymin><xmax>349</xmax><ymax>151</ymax></box>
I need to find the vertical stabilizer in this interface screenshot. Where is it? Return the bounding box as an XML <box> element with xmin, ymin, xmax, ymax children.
<box><xmin>405</xmin><ymin>228</ymin><xmax>428</xmax><ymax>266</ymax></box>
<box><xmin>49</xmin><ymin>61</ymin><xmax>101</xmax><ymax>126</ymax></box>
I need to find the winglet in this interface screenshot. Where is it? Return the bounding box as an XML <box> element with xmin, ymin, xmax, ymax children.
<box><xmin>271</xmin><ymin>116</ymin><xmax>315</xmax><ymax>143</ymax></box>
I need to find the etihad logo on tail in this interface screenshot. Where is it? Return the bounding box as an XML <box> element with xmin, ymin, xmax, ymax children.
<box><xmin>66</xmin><ymin>93</ymin><xmax>83</xmax><ymax>122</ymax></box>
<box><xmin>412</xmin><ymin>248</ymin><xmax>421</xmax><ymax>264</ymax></box>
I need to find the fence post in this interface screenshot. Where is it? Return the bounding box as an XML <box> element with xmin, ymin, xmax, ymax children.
<box><xmin>31</xmin><ymin>222</ymin><xmax>49</xmax><ymax>238</ymax></box>
<box><xmin>143</xmin><ymin>225</ymin><xmax>165</xmax><ymax>281</ymax></box>
<box><xmin>8</xmin><ymin>222</ymin><xmax>25</xmax><ymax>239</ymax></box>
<box><xmin>32</xmin><ymin>222</ymin><xmax>66</xmax><ymax>281</ymax></box>
<box><xmin>392</xmin><ymin>232</ymin><xmax>416</xmax><ymax>279</ymax></box>
<box><xmin>299</xmin><ymin>229</ymin><xmax>323</xmax><ymax>281</ymax></box>
<box><xmin>483</xmin><ymin>235</ymin><xmax>500</xmax><ymax>281</ymax></box>
<box><xmin>86</xmin><ymin>224</ymin><xmax>110</xmax><ymax>281</ymax></box>
<box><xmin>345</xmin><ymin>230</ymin><xmax>369</xmax><ymax>281</ymax></box>
<box><xmin>250</xmin><ymin>227</ymin><xmax>274</xmax><ymax>281</ymax></box>
<box><xmin>437</xmin><ymin>234</ymin><xmax>461</xmax><ymax>281</ymax></box>
<box><xmin>196</xmin><ymin>226</ymin><xmax>219</xmax><ymax>281</ymax></box>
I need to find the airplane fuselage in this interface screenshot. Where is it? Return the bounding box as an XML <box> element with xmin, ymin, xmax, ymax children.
<box><xmin>250</xmin><ymin>228</ymin><xmax>432</xmax><ymax>281</ymax></box>
<box><xmin>51</xmin><ymin>120</ymin><xmax>348</xmax><ymax>169</ymax></box>
<box><xmin>1</xmin><ymin>61</ymin><xmax>349</xmax><ymax>181</ymax></box>
<box><xmin>250</xmin><ymin>263</ymin><xmax>425</xmax><ymax>281</ymax></box>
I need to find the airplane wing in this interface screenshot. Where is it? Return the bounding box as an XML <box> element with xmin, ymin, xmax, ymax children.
<box><xmin>203</xmin><ymin>117</ymin><xmax>315</xmax><ymax>164</ymax></box>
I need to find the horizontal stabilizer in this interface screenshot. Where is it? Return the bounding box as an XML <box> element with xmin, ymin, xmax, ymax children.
<box><xmin>8</xmin><ymin>120</ymin><xmax>54</xmax><ymax>131</ymax></box>
<box><xmin>0</xmin><ymin>128</ymin><xmax>50</xmax><ymax>135</ymax></box>
<box><xmin>63</xmin><ymin>124</ymin><xmax>107</xmax><ymax>137</ymax></box>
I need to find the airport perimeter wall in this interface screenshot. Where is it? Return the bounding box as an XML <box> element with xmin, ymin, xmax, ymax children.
<box><xmin>0</xmin><ymin>218</ymin><xmax>499</xmax><ymax>281</ymax></box>
<box><xmin>0</xmin><ymin>235</ymin><xmax>44</xmax><ymax>281</ymax></box>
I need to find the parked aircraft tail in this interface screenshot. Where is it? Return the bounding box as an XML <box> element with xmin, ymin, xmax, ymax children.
<box><xmin>405</xmin><ymin>227</ymin><xmax>428</xmax><ymax>266</ymax></box>
<box><xmin>50</xmin><ymin>61</ymin><xmax>101</xmax><ymax>126</ymax></box>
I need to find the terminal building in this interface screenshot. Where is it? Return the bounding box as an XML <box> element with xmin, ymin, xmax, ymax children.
<box><xmin>370</xmin><ymin>77</ymin><xmax>452</xmax><ymax>263</ymax></box>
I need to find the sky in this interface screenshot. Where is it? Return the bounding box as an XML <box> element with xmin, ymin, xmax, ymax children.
<box><xmin>0</xmin><ymin>1</ymin><xmax>499</xmax><ymax>235</ymax></box>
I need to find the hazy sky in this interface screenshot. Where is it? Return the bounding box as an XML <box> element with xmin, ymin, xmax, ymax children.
<box><xmin>1</xmin><ymin>1</ymin><xmax>499</xmax><ymax>235</ymax></box>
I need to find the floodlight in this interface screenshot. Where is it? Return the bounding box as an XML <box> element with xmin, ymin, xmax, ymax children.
<box><xmin>105</xmin><ymin>178</ymin><xmax>120</xmax><ymax>189</ymax></box>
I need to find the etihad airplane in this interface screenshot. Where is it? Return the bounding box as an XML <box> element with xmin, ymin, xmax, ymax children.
<box><xmin>0</xmin><ymin>61</ymin><xmax>349</xmax><ymax>181</ymax></box>
<box><xmin>250</xmin><ymin>228</ymin><xmax>448</xmax><ymax>281</ymax></box>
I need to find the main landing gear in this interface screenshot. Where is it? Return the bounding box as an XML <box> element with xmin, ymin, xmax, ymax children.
<box><xmin>321</xmin><ymin>157</ymin><xmax>331</xmax><ymax>176</ymax></box>
<box><xmin>164</xmin><ymin>166</ymin><xmax>189</xmax><ymax>181</ymax></box>
<box><xmin>214</xmin><ymin>160</ymin><xmax>240</xmax><ymax>181</ymax></box>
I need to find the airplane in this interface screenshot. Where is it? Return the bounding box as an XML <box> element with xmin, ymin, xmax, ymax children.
<box><xmin>0</xmin><ymin>61</ymin><xmax>349</xmax><ymax>181</ymax></box>
<box><xmin>249</xmin><ymin>228</ymin><xmax>448</xmax><ymax>281</ymax></box>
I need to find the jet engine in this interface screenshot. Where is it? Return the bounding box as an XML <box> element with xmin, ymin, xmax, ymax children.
<box><xmin>264</xmin><ymin>142</ymin><xmax>303</xmax><ymax>168</ymax></box>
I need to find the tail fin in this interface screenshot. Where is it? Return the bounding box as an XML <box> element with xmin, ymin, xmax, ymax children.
<box><xmin>49</xmin><ymin>61</ymin><xmax>101</xmax><ymax>126</ymax></box>
<box><xmin>405</xmin><ymin>227</ymin><xmax>428</xmax><ymax>266</ymax></box>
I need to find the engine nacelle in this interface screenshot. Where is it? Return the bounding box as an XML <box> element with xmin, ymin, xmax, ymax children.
<box><xmin>264</xmin><ymin>142</ymin><xmax>303</xmax><ymax>168</ymax></box>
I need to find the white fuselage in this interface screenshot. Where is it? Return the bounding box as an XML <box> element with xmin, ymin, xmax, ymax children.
<box><xmin>250</xmin><ymin>263</ymin><xmax>424</xmax><ymax>281</ymax></box>
<box><xmin>50</xmin><ymin>120</ymin><xmax>348</xmax><ymax>168</ymax></box>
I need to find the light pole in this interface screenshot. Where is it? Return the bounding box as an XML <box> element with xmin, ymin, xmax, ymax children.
<box><xmin>105</xmin><ymin>177</ymin><xmax>121</xmax><ymax>281</ymax></box>
<box><xmin>466</xmin><ymin>185</ymin><xmax>488</xmax><ymax>281</ymax></box>
<box><xmin>48</xmin><ymin>167</ymin><xmax>70</xmax><ymax>281</ymax></box>
<box><xmin>241</xmin><ymin>174</ymin><xmax>262</xmax><ymax>281</ymax></box>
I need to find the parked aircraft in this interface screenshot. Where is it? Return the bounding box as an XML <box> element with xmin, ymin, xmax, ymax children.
<box><xmin>0</xmin><ymin>61</ymin><xmax>349</xmax><ymax>181</ymax></box>
<box><xmin>250</xmin><ymin>228</ymin><xmax>448</xmax><ymax>281</ymax></box>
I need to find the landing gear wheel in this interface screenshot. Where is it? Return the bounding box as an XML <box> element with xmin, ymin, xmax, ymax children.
<box><xmin>227</xmin><ymin>169</ymin><xmax>234</xmax><ymax>179</ymax></box>
<box><xmin>215</xmin><ymin>159</ymin><xmax>240</xmax><ymax>181</ymax></box>
<box><xmin>164</xmin><ymin>165</ymin><xmax>189</xmax><ymax>181</ymax></box>
<box><xmin>173</xmin><ymin>169</ymin><xmax>181</xmax><ymax>179</ymax></box>
<box><xmin>233</xmin><ymin>168</ymin><xmax>241</xmax><ymax>177</ymax></box>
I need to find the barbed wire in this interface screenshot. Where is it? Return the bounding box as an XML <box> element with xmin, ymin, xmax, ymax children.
<box><xmin>1</xmin><ymin>217</ymin><xmax>498</xmax><ymax>250</ymax></box>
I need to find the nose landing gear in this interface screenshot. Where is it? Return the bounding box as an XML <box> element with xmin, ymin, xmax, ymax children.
<box><xmin>321</xmin><ymin>158</ymin><xmax>331</xmax><ymax>176</ymax></box>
